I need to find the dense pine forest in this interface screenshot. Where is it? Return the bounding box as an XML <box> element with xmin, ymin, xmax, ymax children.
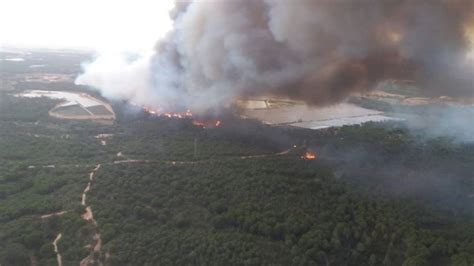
<box><xmin>1</xmin><ymin>96</ymin><xmax>473</xmax><ymax>265</ymax></box>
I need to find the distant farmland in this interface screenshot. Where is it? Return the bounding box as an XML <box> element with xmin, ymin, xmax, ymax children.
<box><xmin>16</xmin><ymin>90</ymin><xmax>115</xmax><ymax>121</ymax></box>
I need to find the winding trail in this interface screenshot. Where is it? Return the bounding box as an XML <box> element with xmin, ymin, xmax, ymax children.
<box><xmin>26</xmin><ymin>148</ymin><xmax>295</xmax><ymax>170</ymax></box>
<box><xmin>27</xmin><ymin>147</ymin><xmax>300</xmax><ymax>265</ymax></box>
<box><xmin>111</xmin><ymin>148</ymin><xmax>292</xmax><ymax>166</ymax></box>
<box><xmin>81</xmin><ymin>164</ymin><xmax>101</xmax><ymax>207</ymax></box>
<box><xmin>41</xmin><ymin>212</ymin><xmax>66</xmax><ymax>266</ymax></box>
<box><xmin>80</xmin><ymin>164</ymin><xmax>103</xmax><ymax>266</ymax></box>
<box><xmin>75</xmin><ymin>149</ymin><xmax>293</xmax><ymax>265</ymax></box>
<box><xmin>53</xmin><ymin>233</ymin><xmax>63</xmax><ymax>266</ymax></box>
<box><xmin>40</xmin><ymin>211</ymin><xmax>67</xmax><ymax>219</ymax></box>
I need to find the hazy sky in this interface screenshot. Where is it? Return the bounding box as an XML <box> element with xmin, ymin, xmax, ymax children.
<box><xmin>0</xmin><ymin>0</ymin><xmax>174</xmax><ymax>51</ymax></box>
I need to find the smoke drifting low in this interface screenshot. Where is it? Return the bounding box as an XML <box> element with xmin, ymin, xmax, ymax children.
<box><xmin>76</xmin><ymin>0</ymin><xmax>474</xmax><ymax>113</ymax></box>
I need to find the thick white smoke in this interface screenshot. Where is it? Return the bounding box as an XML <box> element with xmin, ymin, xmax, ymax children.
<box><xmin>76</xmin><ymin>0</ymin><xmax>474</xmax><ymax>113</ymax></box>
<box><xmin>76</xmin><ymin>53</ymin><xmax>155</xmax><ymax>105</ymax></box>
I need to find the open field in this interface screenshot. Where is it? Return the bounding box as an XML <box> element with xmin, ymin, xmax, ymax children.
<box><xmin>16</xmin><ymin>90</ymin><xmax>115</xmax><ymax>121</ymax></box>
<box><xmin>239</xmin><ymin>100</ymin><xmax>399</xmax><ymax>130</ymax></box>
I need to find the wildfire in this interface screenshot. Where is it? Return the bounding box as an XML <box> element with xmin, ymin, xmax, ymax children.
<box><xmin>192</xmin><ymin>120</ymin><xmax>204</xmax><ymax>127</ymax></box>
<box><xmin>135</xmin><ymin>103</ymin><xmax>223</xmax><ymax>129</ymax></box>
<box><xmin>141</xmin><ymin>105</ymin><xmax>193</xmax><ymax>119</ymax></box>
<box><xmin>301</xmin><ymin>151</ymin><xmax>317</xmax><ymax>160</ymax></box>
<box><xmin>192</xmin><ymin>119</ymin><xmax>222</xmax><ymax>128</ymax></box>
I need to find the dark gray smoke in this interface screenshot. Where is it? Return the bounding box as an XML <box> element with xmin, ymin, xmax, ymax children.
<box><xmin>76</xmin><ymin>0</ymin><xmax>474</xmax><ymax>113</ymax></box>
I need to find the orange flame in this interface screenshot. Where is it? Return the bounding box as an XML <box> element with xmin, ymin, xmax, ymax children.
<box><xmin>192</xmin><ymin>119</ymin><xmax>222</xmax><ymax>128</ymax></box>
<box><xmin>135</xmin><ymin>103</ymin><xmax>223</xmax><ymax>129</ymax></box>
<box><xmin>192</xmin><ymin>120</ymin><xmax>205</xmax><ymax>127</ymax></box>
<box><xmin>141</xmin><ymin>105</ymin><xmax>193</xmax><ymax>118</ymax></box>
<box><xmin>301</xmin><ymin>151</ymin><xmax>317</xmax><ymax>160</ymax></box>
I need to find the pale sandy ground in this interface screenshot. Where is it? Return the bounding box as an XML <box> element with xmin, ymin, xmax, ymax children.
<box><xmin>241</xmin><ymin>102</ymin><xmax>399</xmax><ymax>129</ymax></box>
<box><xmin>40</xmin><ymin>211</ymin><xmax>67</xmax><ymax>219</ymax></box>
<box><xmin>80</xmin><ymin>164</ymin><xmax>103</xmax><ymax>266</ymax></box>
<box><xmin>15</xmin><ymin>90</ymin><xmax>115</xmax><ymax>121</ymax></box>
<box><xmin>53</xmin><ymin>233</ymin><xmax>63</xmax><ymax>266</ymax></box>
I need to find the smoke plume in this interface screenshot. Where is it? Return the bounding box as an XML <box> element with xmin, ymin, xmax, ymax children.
<box><xmin>76</xmin><ymin>0</ymin><xmax>474</xmax><ymax>113</ymax></box>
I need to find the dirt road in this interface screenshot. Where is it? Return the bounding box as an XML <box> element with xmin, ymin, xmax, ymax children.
<box><xmin>53</xmin><ymin>233</ymin><xmax>63</xmax><ymax>266</ymax></box>
<box><xmin>80</xmin><ymin>164</ymin><xmax>103</xmax><ymax>266</ymax></box>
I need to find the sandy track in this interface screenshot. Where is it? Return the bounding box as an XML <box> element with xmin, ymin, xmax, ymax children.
<box><xmin>27</xmin><ymin>148</ymin><xmax>294</xmax><ymax>170</ymax></box>
<box><xmin>53</xmin><ymin>233</ymin><xmax>63</xmax><ymax>266</ymax></box>
<box><xmin>29</xmin><ymin>147</ymin><xmax>299</xmax><ymax>266</ymax></box>
<box><xmin>80</xmin><ymin>164</ymin><xmax>103</xmax><ymax>266</ymax></box>
<box><xmin>40</xmin><ymin>211</ymin><xmax>67</xmax><ymax>219</ymax></box>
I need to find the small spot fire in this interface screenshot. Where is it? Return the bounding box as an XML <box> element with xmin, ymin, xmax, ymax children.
<box><xmin>301</xmin><ymin>151</ymin><xmax>317</xmax><ymax>160</ymax></box>
<box><xmin>192</xmin><ymin>119</ymin><xmax>222</xmax><ymax>129</ymax></box>
<box><xmin>287</xmin><ymin>143</ymin><xmax>317</xmax><ymax>160</ymax></box>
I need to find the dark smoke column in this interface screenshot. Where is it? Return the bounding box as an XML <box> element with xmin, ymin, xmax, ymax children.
<box><xmin>77</xmin><ymin>0</ymin><xmax>474</xmax><ymax>112</ymax></box>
